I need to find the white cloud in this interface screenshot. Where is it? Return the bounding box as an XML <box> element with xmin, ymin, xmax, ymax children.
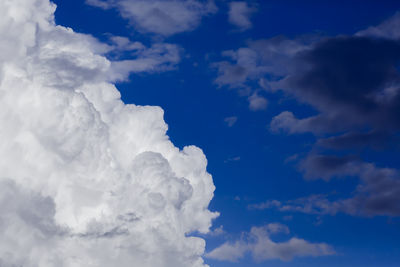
<box><xmin>228</xmin><ymin>1</ymin><xmax>257</xmax><ymax>30</ymax></box>
<box><xmin>206</xmin><ymin>223</ymin><xmax>334</xmax><ymax>262</ymax></box>
<box><xmin>0</xmin><ymin>0</ymin><xmax>217</xmax><ymax>266</ymax></box>
<box><xmin>248</xmin><ymin>92</ymin><xmax>267</xmax><ymax>111</ymax></box>
<box><xmin>86</xmin><ymin>0</ymin><xmax>218</xmax><ymax>36</ymax></box>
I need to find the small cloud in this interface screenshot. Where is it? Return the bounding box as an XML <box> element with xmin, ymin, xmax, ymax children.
<box><xmin>248</xmin><ymin>92</ymin><xmax>267</xmax><ymax>111</ymax></box>
<box><xmin>224</xmin><ymin>116</ymin><xmax>238</xmax><ymax>127</ymax></box>
<box><xmin>224</xmin><ymin>156</ymin><xmax>241</xmax><ymax>163</ymax></box>
<box><xmin>228</xmin><ymin>1</ymin><xmax>257</xmax><ymax>31</ymax></box>
<box><xmin>248</xmin><ymin>200</ymin><xmax>282</xmax><ymax>210</ymax></box>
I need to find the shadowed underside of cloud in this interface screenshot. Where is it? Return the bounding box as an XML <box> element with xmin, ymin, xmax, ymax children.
<box><xmin>0</xmin><ymin>0</ymin><xmax>217</xmax><ymax>266</ymax></box>
<box><xmin>274</xmin><ymin>36</ymin><xmax>400</xmax><ymax>134</ymax></box>
<box><xmin>86</xmin><ymin>0</ymin><xmax>217</xmax><ymax>36</ymax></box>
<box><xmin>206</xmin><ymin>223</ymin><xmax>334</xmax><ymax>262</ymax></box>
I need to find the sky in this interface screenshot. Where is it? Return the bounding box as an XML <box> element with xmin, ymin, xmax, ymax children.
<box><xmin>1</xmin><ymin>0</ymin><xmax>400</xmax><ymax>266</ymax></box>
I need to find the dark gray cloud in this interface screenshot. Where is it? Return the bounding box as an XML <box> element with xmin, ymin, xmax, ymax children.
<box><xmin>299</xmin><ymin>154</ymin><xmax>360</xmax><ymax>181</ymax></box>
<box><xmin>282</xmin><ymin>36</ymin><xmax>400</xmax><ymax>133</ymax></box>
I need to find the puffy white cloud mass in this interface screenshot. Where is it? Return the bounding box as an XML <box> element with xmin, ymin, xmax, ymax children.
<box><xmin>0</xmin><ymin>0</ymin><xmax>218</xmax><ymax>266</ymax></box>
<box><xmin>86</xmin><ymin>0</ymin><xmax>217</xmax><ymax>36</ymax></box>
<box><xmin>206</xmin><ymin>223</ymin><xmax>334</xmax><ymax>262</ymax></box>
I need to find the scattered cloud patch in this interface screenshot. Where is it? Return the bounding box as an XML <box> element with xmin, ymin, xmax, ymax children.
<box><xmin>206</xmin><ymin>223</ymin><xmax>334</xmax><ymax>262</ymax></box>
<box><xmin>228</xmin><ymin>1</ymin><xmax>257</xmax><ymax>30</ymax></box>
<box><xmin>251</xmin><ymin>157</ymin><xmax>400</xmax><ymax>217</ymax></box>
<box><xmin>86</xmin><ymin>0</ymin><xmax>218</xmax><ymax>36</ymax></box>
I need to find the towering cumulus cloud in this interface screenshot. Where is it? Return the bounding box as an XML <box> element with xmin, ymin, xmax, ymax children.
<box><xmin>0</xmin><ymin>0</ymin><xmax>217</xmax><ymax>266</ymax></box>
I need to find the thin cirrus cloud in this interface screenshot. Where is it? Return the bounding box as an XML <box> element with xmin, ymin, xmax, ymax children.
<box><xmin>214</xmin><ymin>11</ymin><xmax>400</xmax><ymax>218</ymax></box>
<box><xmin>86</xmin><ymin>0</ymin><xmax>218</xmax><ymax>36</ymax></box>
<box><xmin>228</xmin><ymin>1</ymin><xmax>257</xmax><ymax>30</ymax></box>
<box><xmin>0</xmin><ymin>1</ymin><xmax>218</xmax><ymax>267</ymax></box>
<box><xmin>206</xmin><ymin>223</ymin><xmax>334</xmax><ymax>263</ymax></box>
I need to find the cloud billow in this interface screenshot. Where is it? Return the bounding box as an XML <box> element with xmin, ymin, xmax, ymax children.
<box><xmin>0</xmin><ymin>0</ymin><xmax>217</xmax><ymax>266</ymax></box>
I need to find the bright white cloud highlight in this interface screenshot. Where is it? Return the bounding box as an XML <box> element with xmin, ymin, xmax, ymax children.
<box><xmin>206</xmin><ymin>223</ymin><xmax>334</xmax><ymax>262</ymax></box>
<box><xmin>86</xmin><ymin>0</ymin><xmax>217</xmax><ymax>36</ymax></box>
<box><xmin>0</xmin><ymin>0</ymin><xmax>217</xmax><ymax>266</ymax></box>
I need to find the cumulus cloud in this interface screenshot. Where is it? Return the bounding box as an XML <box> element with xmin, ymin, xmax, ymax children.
<box><xmin>86</xmin><ymin>0</ymin><xmax>217</xmax><ymax>36</ymax></box>
<box><xmin>0</xmin><ymin>0</ymin><xmax>218</xmax><ymax>266</ymax></box>
<box><xmin>228</xmin><ymin>1</ymin><xmax>257</xmax><ymax>30</ymax></box>
<box><xmin>206</xmin><ymin>223</ymin><xmax>334</xmax><ymax>262</ymax></box>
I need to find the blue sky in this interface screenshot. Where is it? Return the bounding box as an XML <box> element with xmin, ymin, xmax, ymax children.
<box><xmin>51</xmin><ymin>1</ymin><xmax>400</xmax><ymax>266</ymax></box>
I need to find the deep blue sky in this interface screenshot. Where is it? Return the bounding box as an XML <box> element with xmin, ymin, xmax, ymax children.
<box><xmin>53</xmin><ymin>1</ymin><xmax>400</xmax><ymax>266</ymax></box>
